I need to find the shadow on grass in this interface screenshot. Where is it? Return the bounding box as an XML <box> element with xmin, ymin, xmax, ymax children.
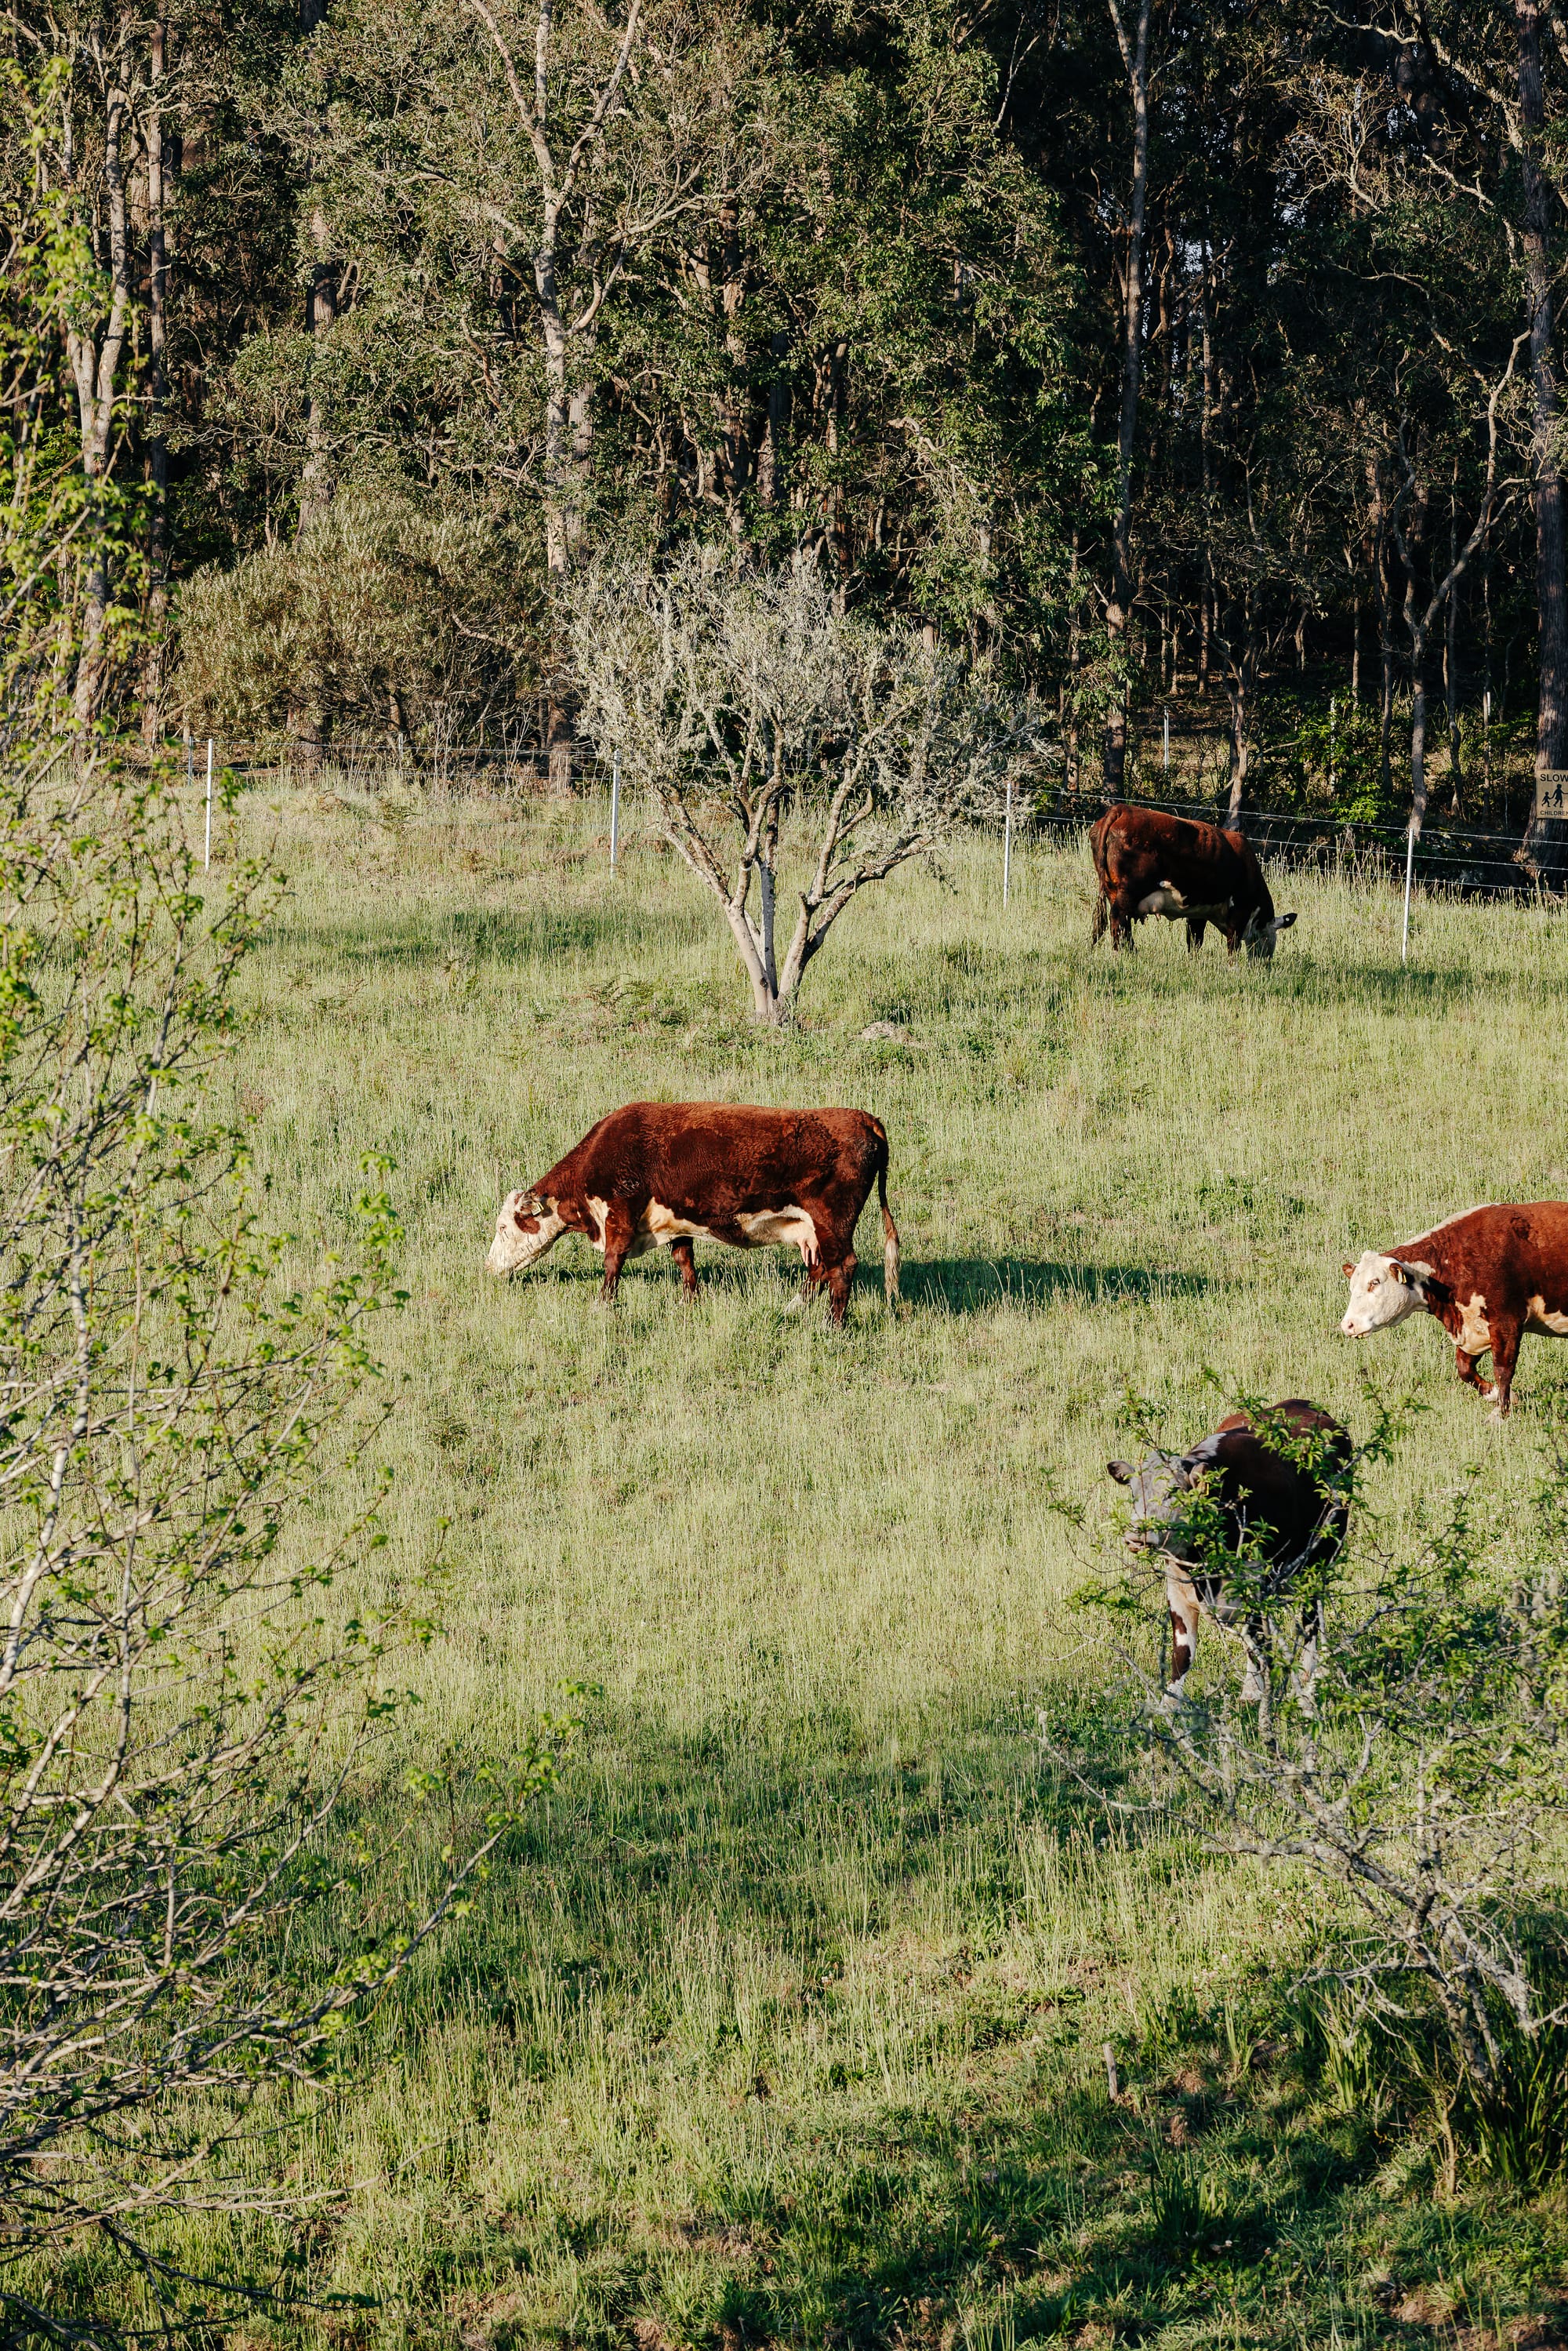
<box><xmin>263</xmin><ymin>901</ymin><xmax>701</xmax><ymax>969</ymax></box>
<box><xmin>902</xmin><ymin>1255</ymin><xmax>1218</xmax><ymax>1314</ymax></box>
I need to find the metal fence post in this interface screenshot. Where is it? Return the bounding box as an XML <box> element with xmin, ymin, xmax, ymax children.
<box><xmin>609</xmin><ymin>748</ymin><xmax>621</xmax><ymax>870</ymax></box>
<box><xmin>1002</xmin><ymin>772</ymin><xmax>1014</xmax><ymax>908</ymax></box>
<box><xmin>1163</xmin><ymin>708</ymin><xmax>1170</xmax><ymax>776</ymax></box>
<box><xmin>1400</xmin><ymin>823</ymin><xmax>1415</xmax><ymax>964</ymax></box>
<box><xmin>205</xmin><ymin>739</ymin><xmax>214</xmax><ymax>871</ymax></box>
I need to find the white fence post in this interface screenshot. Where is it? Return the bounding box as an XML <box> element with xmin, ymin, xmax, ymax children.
<box><xmin>1162</xmin><ymin>708</ymin><xmax>1170</xmax><ymax>776</ymax></box>
<box><xmin>205</xmin><ymin>739</ymin><xmax>214</xmax><ymax>871</ymax></box>
<box><xmin>1401</xmin><ymin>824</ymin><xmax>1415</xmax><ymax>964</ymax></box>
<box><xmin>1002</xmin><ymin>772</ymin><xmax>1014</xmax><ymax>908</ymax></box>
<box><xmin>609</xmin><ymin>748</ymin><xmax>621</xmax><ymax>870</ymax></box>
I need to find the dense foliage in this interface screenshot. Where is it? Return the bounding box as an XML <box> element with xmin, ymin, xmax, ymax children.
<box><xmin>6</xmin><ymin>0</ymin><xmax>1568</xmax><ymax>841</ymax></box>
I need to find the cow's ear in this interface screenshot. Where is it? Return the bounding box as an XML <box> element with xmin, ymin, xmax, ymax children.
<box><xmin>1388</xmin><ymin>1260</ymin><xmax>1411</xmax><ymax>1286</ymax></box>
<box><xmin>1274</xmin><ymin>911</ymin><xmax>1298</xmax><ymax>932</ymax></box>
<box><xmin>1341</xmin><ymin>1260</ymin><xmax>1356</xmax><ymax>1280</ymax></box>
<box><xmin>1106</xmin><ymin>1460</ymin><xmax>1133</xmax><ymax>1484</ymax></box>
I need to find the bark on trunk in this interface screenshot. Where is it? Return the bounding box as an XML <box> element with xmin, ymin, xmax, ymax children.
<box><xmin>292</xmin><ymin>0</ymin><xmax>334</xmax><ymax>761</ymax></box>
<box><xmin>141</xmin><ymin>15</ymin><xmax>170</xmax><ymax>747</ymax></box>
<box><xmin>1102</xmin><ymin>0</ymin><xmax>1152</xmax><ymax>799</ymax></box>
<box><xmin>69</xmin><ymin>65</ymin><xmax>133</xmax><ymax>733</ymax></box>
<box><xmin>1519</xmin><ymin>0</ymin><xmax>1568</xmax><ymax>875</ymax></box>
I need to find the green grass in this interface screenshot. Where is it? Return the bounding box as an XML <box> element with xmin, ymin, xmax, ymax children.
<box><xmin>71</xmin><ymin>790</ymin><xmax>1568</xmax><ymax>2348</ymax></box>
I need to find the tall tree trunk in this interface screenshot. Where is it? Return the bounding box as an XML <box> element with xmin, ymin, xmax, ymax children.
<box><xmin>1065</xmin><ymin>525</ymin><xmax>1082</xmax><ymax>788</ymax></box>
<box><xmin>1102</xmin><ymin>0</ymin><xmax>1152</xmax><ymax>799</ymax></box>
<box><xmin>141</xmin><ymin>13</ymin><xmax>169</xmax><ymax>748</ymax></box>
<box><xmin>68</xmin><ymin>65</ymin><xmax>133</xmax><ymax>733</ymax></box>
<box><xmin>292</xmin><ymin>0</ymin><xmax>334</xmax><ymax>761</ymax></box>
<box><xmin>758</xmin><ymin>329</ymin><xmax>788</xmax><ymax>505</ymax></box>
<box><xmin>1223</xmin><ymin>592</ymin><xmax>1252</xmax><ymax>825</ymax></box>
<box><xmin>1446</xmin><ymin>485</ymin><xmax>1463</xmax><ymax>812</ymax></box>
<box><xmin>1370</xmin><ymin>458</ymin><xmax>1395</xmax><ymax>801</ymax></box>
<box><xmin>1519</xmin><ymin>0</ymin><xmax>1568</xmax><ymax>875</ymax></box>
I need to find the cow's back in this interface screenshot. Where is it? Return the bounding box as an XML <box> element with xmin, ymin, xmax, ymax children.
<box><xmin>545</xmin><ymin>1101</ymin><xmax>882</xmax><ymax>1207</ymax></box>
<box><xmin>1202</xmin><ymin>1400</ymin><xmax>1351</xmax><ymax>1560</ymax></box>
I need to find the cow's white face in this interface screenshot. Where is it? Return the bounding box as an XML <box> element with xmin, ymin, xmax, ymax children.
<box><xmin>1341</xmin><ymin>1250</ymin><xmax>1425</xmax><ymax>1336</ymax></box>
<box><xmin>1243</xmin><ymin>909</ymin><xmax>1297</xmax><ymax>960</ymax></box>
<box><xmin>486</xmin><ymin>1190</ymin><xmax>567</xmax><ymax>1276</ymax></box>
<box><xmin>1107</xmin><ymin>1452</ymin><xmax>1201</xmax><ymax>1561</ymax></box>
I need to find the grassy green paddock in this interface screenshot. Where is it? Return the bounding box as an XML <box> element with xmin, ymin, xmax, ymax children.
<box><xmin>99</xmin><ymin>794</ymin><xmax>1568</xmax><ymax>2348</ymax></box>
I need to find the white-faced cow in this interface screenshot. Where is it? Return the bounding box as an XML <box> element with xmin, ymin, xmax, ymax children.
<box><xmin>1341</xmin><ymin>1201</ymin><xmax>1568</xmax><ymax>1419</ymax></box>
<box><xmin>1107</xmin><ymin>1400</ymin><xmax>1352</xmax><ymax>1699</ymax></box>
<box><xmin>485</xmin><ymin>1100</ymin><xmax>899</xmax><ymax>1324</ymax></box>
<box><xmin>1089</xmin><ymin>803</ymin><xmax>1297</xmax><ymax>957</ymax></box>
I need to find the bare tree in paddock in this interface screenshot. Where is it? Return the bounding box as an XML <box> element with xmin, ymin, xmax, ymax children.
<box><xmin>570</xmin><ymin>550</ymin><xmax>1044</xmax><ymax>1023</ymax></box>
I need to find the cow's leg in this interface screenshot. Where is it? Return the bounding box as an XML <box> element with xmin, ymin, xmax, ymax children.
<box><xmin>1109</xmin><ymin>902</ymin><xmax>1135</xmax><ymax>950</ymax></box>
<box><xmin>1454</xmin><ymin>1346</ymin><xmax>1490</xmax><ymax>1396</ymax></box>
<box><xmin>1165</xmin><ymin>1566</ymin><xmax>1202</xmax><ymax>1697</ymax></box>
<box><xmin>822</xmin><ymin>1250</ymin><xmax>857</xmax><ymax>1325</ymax></box>
<box><xmin>669</xmin><ymin>1237</ymin><xmax>700</xmax><ymax>1300</ymax></box>
<box><xmin>598</xmin><ymin>1201</ymin><xmax>636</xmax><ymax>1304</ymax></box>
<box><xmin>1185</xmin><ymin>918</ymin><xmax>1207</xmax><ymax>954</ymax></box>
<box><xmin>1486</xmin><ymin>1322</ymin><xmax>1521</xmax><ymax>1419</ymax></box>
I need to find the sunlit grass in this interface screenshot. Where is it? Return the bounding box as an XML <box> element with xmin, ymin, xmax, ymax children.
<box><xmin>58</xmin><ymin>786</ymin><xmax>1568</xmax><ymax>2348</ymax></box>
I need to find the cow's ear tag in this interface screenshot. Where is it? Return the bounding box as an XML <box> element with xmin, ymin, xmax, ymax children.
<box><xmin>1389</xmin><ymin>1262</ymin><xmax>1410</xmax><ymax>1285</ymax></box>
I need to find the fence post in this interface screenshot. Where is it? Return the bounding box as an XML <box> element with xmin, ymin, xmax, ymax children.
<box><xmin>205</xmin><ymin>739</ymin><xmax>214</xmax><ymax>871</ymax></box>
<box><xmin>609</xmin><ymin>749</ymin><xmax>621</xmax><ymax>870</ymax></box>
<box><xmin>1162</xmin><ymin>707</ymin><xmax>1170</xmax><ymax>776</ymax></box>
<box><xmin>1002</xmin><ymin>771</ymin><xmax>1014</xmax><ymax>908</ymax></box>
<box><xmin>1328</xmin><ymin>695</ymin><xmax>1336</xmax><ymax>796</ymax></box>
<box><xmin>1400</xmin><ymin>823</ymin><xmax>1415</xmax><ymax>964</ymax></box>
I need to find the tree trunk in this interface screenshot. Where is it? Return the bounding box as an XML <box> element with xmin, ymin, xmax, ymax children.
<box><xmin>292</xmin><ymin>0</ymin><xmax>334</xmax><ymax>761</ymax></box>
<box><xmin>1224</xmin><ymin>601</ymin><xmax>1251</xmax><ymax>826</ymax></box>
<box><xmin>1446</xmin><ymin>490</ymin><xmax>1463</xmax><ymax>812</ymax></box>
<box><xmin>1370</xmin><ymin>460</ymin><xmax>1395</xmax><ymax>802</ymax></box>
<box><xmin>1066</xmin><ymin>526</ymin><xmax>1082</xmax><ymax>788</ymax></box>
<box><xmin>141</xmin><ymin>14</ymin><xmax>170</xmax><ymax>749</ymax></box>
<box><xmin>1102</xmin><ymin>0</ymin><xmax>1152</xmax><ymax>799</ymax></box>
<box><xmin>1410</xmin><ymin>616</ymin><xmax>1431</xmax><ymax>841</ymax></box>
<box><xmin>69</xmin><ymin>68</ymin><xmax>133</xmax><ymax>733</ymax></box>
<box><xmin>1519</xmin><ymin>0</ymin><xmax>1568</xmax><ymax>876</ymax></box>
<box><xmin>758</xmin><ymin>329</ymin><xmax>788</xmax><ymax>505</ymax></box>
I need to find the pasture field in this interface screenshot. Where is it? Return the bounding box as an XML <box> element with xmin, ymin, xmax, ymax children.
<box><xmin>89</xmin><ymin>792</ymin><xmax>1568</xmax><ymax>2349</ymax></box>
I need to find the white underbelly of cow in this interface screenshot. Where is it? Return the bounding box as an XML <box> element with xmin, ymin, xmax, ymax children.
<box><xmin>1526</xmin><ymin>1292</ymin><xmax>1568</xmax><ymax>1336</ymax></box>
<box><xmin>737</xmin><ymin>1206</ymin><xmax>819</xmax><ymax>1263</ymax></box>
<box><xmin>1138</xmin><ymin>885</ymin><xmax>1227</xmax><ymax>921</ymax></box>
<box><xmin>637</xmin><ymin>1198</ymin><xmax>720</xmax><ymax>1252</ymax></box>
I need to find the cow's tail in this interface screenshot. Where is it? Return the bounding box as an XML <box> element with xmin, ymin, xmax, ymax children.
<box><xmin>875</xmin><ymin>1133</ymin><xmax>901</xmax><ymax>1309</ymax></box>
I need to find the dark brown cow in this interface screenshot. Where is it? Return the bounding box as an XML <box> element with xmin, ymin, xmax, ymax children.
<box><xmin>485</xmin><ymin>1101</ymin><xmax>899</xmax><ymax>1323</ymax></box>
<box><xmin>1341</xmin><ymin>1202</ymin><xmax>1568</xmax><ymax>1419</ymax></box>
<box><xmin>1107</xmin><ymin>1400</ymin><xmax>1352</xmax><ymax>1698</ymax></box>
<box><xmin>1089</xmin><ymin>802</ymin><xmax>1297</xmax><ymax>957</ymax></box>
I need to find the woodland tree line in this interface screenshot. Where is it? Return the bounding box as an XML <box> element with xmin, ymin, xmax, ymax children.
<box><xmin>6</xmin><ymin>0</ymin><xmax>1568</xmax><ymax>870</ymax></box>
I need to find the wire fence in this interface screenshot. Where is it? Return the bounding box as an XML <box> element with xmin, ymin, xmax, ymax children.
<box><xmin>196</xmin><ymin>736</ymin><xmax>1563</xmax><ymax>906</ymax></box>
<box><xmin>1029</xmin><ymin>789</ymin><xmax>1559</xmax><ymax>905</ymax></box>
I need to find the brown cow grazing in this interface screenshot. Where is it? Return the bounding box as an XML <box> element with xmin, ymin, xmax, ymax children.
<box><xmin>1341</xmin><ymin>1202</ymin><xmax>1568</xmax><ymax>1419</ymax></box>
<box><xmin>1089</xmin><ymin>802</ymin><xmax>1297</xmax><ymax>957</ymax></box>
<box><xmin>1107</xmin><ymin>1400</ymin><xmax>1352</xmax><ymax>1699</ymax></box>
<box><xmin>485</xmin><ymin>1101</ymin><xmax>899</xmax><ymax>1324</ymax></box>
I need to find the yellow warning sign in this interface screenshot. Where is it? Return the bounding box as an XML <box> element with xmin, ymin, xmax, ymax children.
<box><xmin>1538</xmin><ymin>769</ymin><xmax>1568</xmax><ymax>816</ymax></box>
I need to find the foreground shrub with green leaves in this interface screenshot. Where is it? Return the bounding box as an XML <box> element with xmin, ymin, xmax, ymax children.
<box><xmin>0</xmin><ymin>755</ymin><xmax>574</xmax><ymax>2338</ymax></box>
<box><xmin>1057</xmin><ymin>1386</ymin><xmax>1568</xmax><ymax>2196</ymax></box>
